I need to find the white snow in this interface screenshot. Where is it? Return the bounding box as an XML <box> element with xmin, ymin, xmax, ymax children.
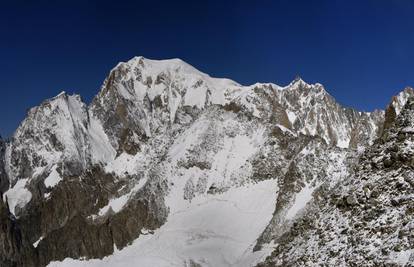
<box><xmin>392</xmin><ymin>89</ymin><xmax>412</xmax><ymax>115</ymax></box>
<box><xmin>167</xmin><ymin>113</ymin><xmax>267</xmax><ymax>207</ymax></box>
<box><xmin>104</xmin><ymin>152</ymin><xmax>145</xmax><ymax>177</ymax></box>
<box><xmin>211</xmin><ymin>132</ymin><xmax>263</xmax><ymax>183</ymax></box>
<box><xmin>57</xmin><ymin>91</ymin><xmax>66</xmax><ymax>97</ymax></box>
<box><xmin>33</xmin><ymin>236</ymin><xmax>44</xmax><ymax>248</ymax></box>
<box><xmin>48</xmin><ymin>179</ymin><xmax>278</xmax><ymax>267</ymax></box>
<box><xmin>388</xmin><ymin>249</ymin><xmax>413</xmax><ymax>265</ymax></box>
<box><xmin>92</xmin><ymin>178</ymin><xmax>148</xmax><ymax>219</ymax></box>
<box><xmin>106</xmin><ymin>56</ymin><xmax>241</xmax><ymax>123</ymax></box>
<box><xmin>168</xmin><ymin>119</ymin><xmax>210</xmax><ymax>163</ymax></box>
<box><xmin>336</xmin><ymin>139</ymin><xmax>350</xmax><ymax>149</ymax></box>
<box><xmin>402</xmin><ymin>126</ymin><xmax>414</xmax><ymax>133</ymax></box>
<box><xmin>44</xmin><ymin>165</ymin><xmax>62</xmax><ymax>188</ymax></box>
<box><xmin>276</xmin><ymin>124</ymin><xmax>296</xmax><ymax>136</ymax></box>
<box><xmin>184</xmin><ymin>85</ymin><xmax>208</xmax><ymax>108</ymax></box>
<box><xmin>168</xmin><ymin>88</ymin><xmax>182</xmax><ymax>123</ymax></box>
<box><xmin>285</xmin><ymin>183</ymin><xmax>315</xmax><ymax>220</ymax></box>
<box><xmin>3</xmin><ymin>178</ymin><xmax>32</xmax><ymax>216</ymax></box>
<box><xmin>88</xmin><ymin>115</ymin><xmax>116</xmax><ymax>164</ymax></box>
<box><xmin>97</xmin><ymin>194</ymin><xmax>129</xmax><ymax>216</ymax></box>
<box><xmin>286</xmin><ymin>110</ymin><xmax>297</xmax><ymax>124</ymax></box>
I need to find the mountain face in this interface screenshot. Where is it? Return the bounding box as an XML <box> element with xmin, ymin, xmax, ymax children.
<box><xmin>259</xmin><ymin>97</ymin><xmax>414</xmax><ymax>267</ymax></box>
<box><xmin>0</xmin><ymin>57</ymin><xmax>413</xmax><ymax>267</ymax></box>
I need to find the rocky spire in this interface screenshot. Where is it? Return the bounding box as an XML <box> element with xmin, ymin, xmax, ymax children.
<box><xmin>382</xmin><ymin>87</ymin><xmax>414</xmax><ymax>134</ymax></box>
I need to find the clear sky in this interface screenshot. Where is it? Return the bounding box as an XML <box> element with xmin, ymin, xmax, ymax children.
<box><xmin>1</xmin><ymin>0</ymin><xmax>414</xmax><ymax>137</ymax></box>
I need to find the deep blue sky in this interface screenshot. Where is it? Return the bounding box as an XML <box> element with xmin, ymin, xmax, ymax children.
<box><xmin>1</xmin><ymin>0</ymin><xmax>414</xmax><ymax>137</ymax></box>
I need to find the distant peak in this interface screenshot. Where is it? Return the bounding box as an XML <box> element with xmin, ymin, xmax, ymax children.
<box><xmin>293</xmin><ymin>75</ymin><xmax>303</xmax><ymax>83</ymax></box>
<box><xmin>127</xmin><ymin>56</ymin><xmax>187</xmax><ymax>67</ymax></box>
<box><xmin>133</xmin><ymin>55</ymin><xmax>145</xmax><ymax>61</ymax></box>
<box><xmin>403</xmin><ymin>86</ymin><xmax>414</xmax><ymax>94</ymax></box>
<box><xmin>286</xmin><ymin>76</ymin><xmax>311</xmax><ymax>89</ymax></box>
<box><xmin>110</xmin><ymin>56</ymin><xmax>201</xmax><ymax>78</ymax></box>
<box><xmin>389</xmin><ymin>87</ymin><xmax>414</xmax><ymax>114</ymax></box>
<box><xmin>46</xmin><ymin>91</ymin><xmax>84</xmax><ymax>106</ymax></box>
<box><xmin>46</xmin><ymin>91</ymin><xmax>69</xmax><ymax>102</ymax></box>
<box><xmin>56</xmin><ymin>91</ymin><xmax>67</xmax><ymax>97</ymax></box>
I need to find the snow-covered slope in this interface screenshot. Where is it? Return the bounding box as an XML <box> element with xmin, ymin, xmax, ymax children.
<box><xmin>232</xmin><ymin>78</ymin><xmax>384</xmax><ymax>149</ymax></box>
<box><xmin>49</xmin><ymin>179</ymin><xmax>278</xmax><ymax>267</ymax></box>
<box><xmin>1</xmin><ymin>56</ymin><xmax>412</xmax><ymax>267</ymax></box>
<box><xmin>90</xmin><ymin>56</ymin><xmax>240</xmax><ymax>152</ymax></box>
<box><xmin>259</xmin><ymin>97</ymin><xmax>414</xmax><ymax>266</ymax></box>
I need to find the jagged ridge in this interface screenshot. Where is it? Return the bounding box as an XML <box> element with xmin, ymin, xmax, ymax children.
<box><xmin>0</xmin><ymin>56</ymin><xmax>413</xmax><ymax>267</ymax></box>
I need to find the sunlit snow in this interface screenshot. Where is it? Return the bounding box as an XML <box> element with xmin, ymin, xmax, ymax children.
<box><xmin>48</xmin><ymin>179</ymin><xmax>278</xmax><ymax>267</ymax></box>
<box><xmin>3</xmin><ymin>178</ymin><xmax>32</xmax><ymax>216</ymax></box>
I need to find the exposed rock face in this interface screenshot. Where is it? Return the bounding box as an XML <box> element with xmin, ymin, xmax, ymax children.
<box><xmin>383</xmin><ymin>87</ymin><xmax>414</xmax><ymax>138</ymax></box>
<box><xmin>0</xmin><ymin>194</ymin><xmax>38</xmax><ymax>267</ymax></box>
<box><xmin>16</xmin><ymin>165</ymin><xmax>167</xmax><ymax>267</ymax></box>
<box><xmin>89</xmin><ymin>57</ymin><xmax>240</xmax><ymax>153</ymax></box>
<box><xmin>0</xmin><ymin>56</ymin><xmax>413</xmax><ymax>267</ymax></box>
<box><xmin>258</xmin><ymin>98</ymin><xmax>414</xmax><ymax>266</ymax></box>
<box><xmin>230</xmin><ymin>79</ymin><xmax>384</xmax><ymax>149</ymax></box>
<box><xmin>0</xmin><ymin>137</ymin><xmax>9</xmax><ymax>193</ymax></box>
<box><xmin>8</xmin><ymin>94</ymin><xmax>86</xmax><ymax>181</ymax></box>
<box><xmin>254</xmin><ymin>135</ymin><xmax>359</xmax><ymax>249</ymax></box>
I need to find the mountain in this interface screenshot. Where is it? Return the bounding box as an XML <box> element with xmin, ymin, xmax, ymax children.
<box><xmin>0</xmin><ymin>56</ymin><xmax>413</xmax><ymax>267</ymax></box>
<box><xmin>258</xmin><ymin>96</ymin><xmax>414</xmax><ymax>266</ymax></box>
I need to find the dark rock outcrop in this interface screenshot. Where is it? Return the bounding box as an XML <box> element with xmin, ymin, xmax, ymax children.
<box><xmin>0</xmin><ymin>137</ymin><xmax>9</xmax><ymax>193</ymax></box>
<box><xmin>0</xmin><ymin>195</ymin><xmax>38</xmax><ymax>267</ymax></box>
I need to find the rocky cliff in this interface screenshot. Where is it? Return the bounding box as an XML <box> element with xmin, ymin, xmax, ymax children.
<box><xmin>0</xmin><ymin>137</ymin><xmax>9</xmax><ymax>193</ymax></box>
<box><xmin>258</xmin><ymin>97</ymin><xmax>414</xmax><ymax>266</ymax></box>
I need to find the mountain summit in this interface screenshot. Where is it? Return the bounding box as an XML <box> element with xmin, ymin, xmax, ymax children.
<box><xmin>0</xmin><ymin>57</ymin><xmax>413</xmax><ymax>267</ymax></box>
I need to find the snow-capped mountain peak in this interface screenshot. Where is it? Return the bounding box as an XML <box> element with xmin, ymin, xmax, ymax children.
<box><xmin>1</xmin><ymin>56</ymin><xmax>413</xmax><ymax>267</ymax></box>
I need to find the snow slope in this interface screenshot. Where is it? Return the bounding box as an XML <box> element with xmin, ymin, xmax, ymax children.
<box><xmin>48</xmin><ymin>180</ymin><xmax>278</xmax><ymax>267</ymax></box>
<box><xmin>3</xmin><ymin>178</ymin><xmax>31</xmax><ymax>216</ymax></box>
